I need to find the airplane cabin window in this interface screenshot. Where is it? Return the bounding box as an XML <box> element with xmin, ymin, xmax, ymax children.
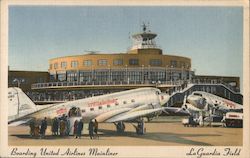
<box><xmin>90</xmin><ymin>108</ymin><xmax>94</xmax><ymax>111</ymax></box>
<box><xmin>107</xmin><ymin>105</ymin><xmax>111</xmax><ymax>108</ymax></box>
<box><xmin>81</xmin><ymin>109</ymin><xmax>86</xmax><ymax>113</ymax></box>
<box><xmin>99</xmin><ymin>106</ymin><xmax>102</xmax><ymax>109</ymax></box>
<box><xmin>115</xmin><ymin>103</ymin><xmax>119</xmax><ymax>106</ymax></box>
<box><xmin>123</xmin><ymin>101</ymin><xmax>127</xmax><ymax>104</ymax></box>
<box><xmin>131</xmin><ymin>99</ymin><xmax>135</xmax><ymax>102</ymax></box>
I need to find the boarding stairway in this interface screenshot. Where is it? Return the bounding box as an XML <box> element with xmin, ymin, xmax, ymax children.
<box><xmin>164</xmin><ymin>83</ymin><xmax>243</xmax><ymax>107</ymax></box>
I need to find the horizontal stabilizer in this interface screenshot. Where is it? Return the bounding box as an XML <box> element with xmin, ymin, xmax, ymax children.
<box><xmin>8</xmin><ymin>118</ymin><xmax>32</xmax><ymax>126</ymax></box>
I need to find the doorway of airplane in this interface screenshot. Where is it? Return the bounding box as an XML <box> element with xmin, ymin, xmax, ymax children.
<box><xmin>68</xmin><ymin>107</ymin><xmax>82</xmax><ymax>117</ymax></box>
<box><xmin>68</xmin><ymin>107</ymin><xmax>82</xmax><ymax>135</ymax></box>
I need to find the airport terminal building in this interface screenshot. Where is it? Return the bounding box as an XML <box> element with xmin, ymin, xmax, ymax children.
<box><xmin>8</xmin><ymin>25</ymin><xmax>242</xmax><ymax>104</ymax></box>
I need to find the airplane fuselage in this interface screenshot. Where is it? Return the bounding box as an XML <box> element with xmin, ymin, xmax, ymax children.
<box><xmin>13</xmin><ymin>87</ymin><xmax>165</xmax><ymax>123</ymax></box>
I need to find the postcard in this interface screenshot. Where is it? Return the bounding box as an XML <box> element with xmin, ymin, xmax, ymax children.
<box><xmin>0</xmin><ymin>0</ymin><xmax>249</xmax><ymax>157</ymax></box>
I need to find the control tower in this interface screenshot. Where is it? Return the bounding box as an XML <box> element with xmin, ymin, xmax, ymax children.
<box><xmin>130</xmin><ymin>23</ymin><xmax>159</xmax><ymax>50</ymax></box>
<box><xmin>128</xmin><ymin>23</ymin><xmax>162</xmax><ymax>55</ymax></box>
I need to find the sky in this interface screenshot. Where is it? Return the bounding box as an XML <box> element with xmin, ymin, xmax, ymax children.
<box><xmin>9</xmin><ymin>6</ymin><xmax>243</xmax><ymax>80</ymax></box>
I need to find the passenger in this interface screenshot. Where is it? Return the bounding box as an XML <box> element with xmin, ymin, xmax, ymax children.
<box><xmin>59</xmin><ymin>119</ymin><xmax>66</xmax><ymax>136</ymax></box>
<box><xmin>88</xmin><ymin>120</ymin><xmax>94</xmax><ymax>139</ymax></box>
<box><xmin>68</xmin><ymin>109</ymin><xmax>72</xmax><ymax>117</ymax></box>
<box><xmin>29</xmin><ymin>119</ymin><xmax>35</xmax><ymax>137</ymax></box>
<box><xmin>77</xmin><ymin>119</ymin><xmax>84</xmax><ymax>139</ymax></box>
<box><xmin>34</xmin><ymin>124</ymin><xmax>40</xmax><ymax>138</ymax></box>
<box><xmin>76</xmin><ymin>108</ymin><xmax>81</xmax><ymax>116</ymax></box>
<box><xmin>72</xmin><ymin>107</ymin><xmax>77</xmax><ymax>116</ymax></box>
<box><xmin>51</xmin><ymin>117</ymin><xmax>56</xmax><ymax>136</ymax></box>
<box><xmin>74</xmin><ymin>120</ymin><xmax>78</xmax><ymax>138</ymax></box>
<box><xmin>65</xmin><ymin>116</ymin><xmax>70</xmax><ymax>136</ymax></box>
<box><xmin>55</xmin><ymin>117</ymin><xmax>59</xmax><ymax>136</ymax></box>
<box><xmin>94</xmin><ymin>119</ymin><xmax>99</xmax><ymax>139</ymax></box>
<box><xmin>52</xmin><ymin>117</ymin><xmax>59</xmax><ymax>136</ymax></box>
<box><xmin>40</xmin><ymin>117</ymin><xmax>47</xmax><ymax>139</ymax></box>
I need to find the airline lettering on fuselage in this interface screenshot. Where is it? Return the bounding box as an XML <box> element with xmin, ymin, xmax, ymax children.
<box><xmin>88</xmin><ymin>99</ymin><xmax>118</xmax><ymax>107</ymax></box>
<box><xmin>56</xmin><ymin>108</ymin><xmax>67</xmax><ymax>115</ymax></box>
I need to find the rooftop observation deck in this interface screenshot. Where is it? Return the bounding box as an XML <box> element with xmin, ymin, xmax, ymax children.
<box><xmin>31</xmin><ymin>80</ymin><xmax>180</xmax><ymax>90</ymax></box>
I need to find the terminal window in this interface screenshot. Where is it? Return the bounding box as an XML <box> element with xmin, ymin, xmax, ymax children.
<box><xmin>54</xmin><ymin>63</ymin><xmax>58</xmax><ymax>69</ymax></box>
<box><xmin>71</xmin><ymin>61</ymin><xmax>78</xmax><ymax>68</ymax></box>
<box><xmin>170</xmin><ymin>60</ymin><xmax>177</xmax><ymax>68</ymax></box>
<box><xmin>61</xmin><ymin>62</ymin><xmax>67</xmax><ymax>69</ymax></box>
<box><xmin>84</xmin><ymin>60</ymin><xmax>92</xmax><ymax>66</ymax></box>
<box><xmin>98</xmin><ymin>59</ymin><xmax>108</xmax><ymax>66</ymax></box>
<box><xmin>113</xmin><ymin>59</ymin><xmax>123</xmax><ymax>65</ymax></box>
<box><xmin>150</xmin><ymin>59</ymin><xmax>162</xmax><ymax>66</ymax></box>
<box><xmin>129</xmin><ymin>59</ymin><xmax>139</xmax><ymax>65</ymax></box>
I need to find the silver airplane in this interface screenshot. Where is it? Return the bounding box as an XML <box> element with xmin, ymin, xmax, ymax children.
<box><xmin>8</xmin><ymin>87</ymin><xmax>170</xmax><ymax>133</ymax></box>
<box><xmin>165</xmin><ymin>91</ymin><xmax>243</xmax><ymax>116</ymax></box>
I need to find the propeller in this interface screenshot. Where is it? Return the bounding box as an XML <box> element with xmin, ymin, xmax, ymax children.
<box><xmin>175</xmin><ymin>95</ymin><xmax>191</xmax><ymax>115</ymax></box>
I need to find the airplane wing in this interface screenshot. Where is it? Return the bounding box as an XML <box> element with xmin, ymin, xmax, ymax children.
<box><xmin>94</xmin><ymin>108</ymin><xmax>132</xmax><ymax>122</ymax></box>
<box><xmin>105</xmin><ymin>107</ymin><xmax>164</xmax><ymax>122</ymax></box>
<box><xmin>163</xmin><ymin>107</ymin><xmax>191</xmax><ymax>115</ymax></box>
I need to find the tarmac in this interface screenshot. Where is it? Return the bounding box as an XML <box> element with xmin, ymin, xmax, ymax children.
<box><xmin>8</xmin><ymin>117</ymin><xmax>242</xmax><ymax>146</ymax></box>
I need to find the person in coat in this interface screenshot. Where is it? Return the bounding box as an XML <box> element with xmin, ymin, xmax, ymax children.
<box><xmin>94</xmin><ymin>119</ymin><xmax>99</xmax><ymax>139</ymax></box>
<box><xmin>76</xmin><ymin>119</ymin><xmax>84</xmax><ymax>138</ymax></box>
<box><xmin>74</xmin><ymin>120</ymin><xmax>78</xmax><ymax>138</ymax></box>
<box><xmin>88</xmin><ymin>120</ymin><xmax>94</xmax><ymax>139</ymax></box>
<box><xmin>59</xmin><ymin>119</ymin><xmax>66</xmax><ymax>136</ymax></box>
<box><xmin>40</xmin><ymin>117</ymin><xmax>47</xmax><ymax>139</ymax></box>
<box><xmin>29</xmin><ymin>119</ymin><xmax>35</xmax><ymax>137</ymax></box>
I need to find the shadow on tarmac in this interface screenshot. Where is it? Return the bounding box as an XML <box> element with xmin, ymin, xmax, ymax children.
<box><xmin>11</xmin><ymin>128</ymin><xmax>220</xmax><ymax>146</ymax></box>
<box><xmin>98</xmin><ymin>129</ymin><xmax>216</xmax><ymax>146</ymax></box>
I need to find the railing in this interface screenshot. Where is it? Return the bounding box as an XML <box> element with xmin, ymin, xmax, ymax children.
<box><xmin>31</xmin><ymin>80</ymin><xmax>187</xmax><ymax>89</ymax></box>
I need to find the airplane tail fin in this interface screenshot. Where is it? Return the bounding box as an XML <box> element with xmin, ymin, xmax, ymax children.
<box><xmin>8</xmin><ymin>87</ymin><xmax>37</xmax><ymax>121</ymax></box>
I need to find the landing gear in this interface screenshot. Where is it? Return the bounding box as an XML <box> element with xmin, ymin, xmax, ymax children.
<box><xmin>133</xmin><ymin>119</ymin><xmax>146</xmax><ymax>135</ymax></box>
<box><xmin>114</xmin><ymin>122</ymin><xmax>125</xmax><ymax>133</ymax></box>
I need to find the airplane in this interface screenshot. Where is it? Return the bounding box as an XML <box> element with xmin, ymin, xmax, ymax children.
<box><xmin>184</xmin><ymin>91</ymin><xmax>243</xmax><ymax>114</ymax></box>
<box><xmin>8</xmin><ymin>87</ymin><xmax>170</xmax><ymax>133</ymax></box>
<box><xmin>164</xmin><ymin>91</ymin><xmax>243</xmax><ymax>124</ymax></box>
